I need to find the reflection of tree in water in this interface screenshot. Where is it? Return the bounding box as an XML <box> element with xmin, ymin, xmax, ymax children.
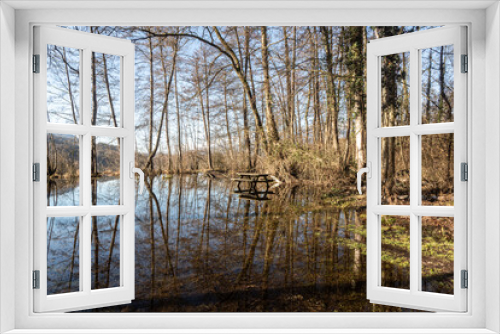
<box><xmin>72</xmin><ymin>175</ymin><xmax>441</xmax><ymax>312</ymax></box>
<box><xmin>46</xmin><ymin>214</ymin><xmax>80</xmax><ymax>295</ymax></box>
<box><xmin>47</xmin><ymin>175</ymin><xmax>453</xmax><ymax>312</ymax></box>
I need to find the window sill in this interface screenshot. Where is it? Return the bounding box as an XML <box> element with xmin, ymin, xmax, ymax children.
<box><xmin>4</xmin><ymin>330</ymin><xmax>498</xmax><ymax>334</ymax></box>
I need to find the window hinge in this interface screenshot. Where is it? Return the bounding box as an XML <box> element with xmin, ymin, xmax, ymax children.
<box><xmin>461</xmin><ymin>270</ymin><xmax>468</xmax><ymax>289</ymax></box>
<box><xmin>33</xmin><ymin>163</ymin><xmax>40</xmax><ymax>182</ymax></box>
<box><xmin>461</xmin><ymin>162</ymin><xmax>468</xmax><ymax>182</ymax></box>
<box><xmin>33</xmin><ymin>270</ymin><xmax>40</xmax><ymax>289</ymax></box>
<box><xmin>33</xmin><ymin>54</ymin><xmax>40</xmax><ymax>73</ymax></box>
<box><xmin>461</xmin><ymin>54</ymin><xmax>468</xmax><ymax>73</ymax></box>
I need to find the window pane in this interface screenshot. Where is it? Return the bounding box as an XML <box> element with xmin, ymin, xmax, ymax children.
<box><xmin>421</xmin><ymin>45</ymin><xmax>454</xmax><ymax>124</ymax></box>
<box><xmin>47</xmin><ymin>216</ymin><xmax>80</xmax><ymax>295</ymax></box>
<box><xmin>381</xmin><ymin>137</ymin><xmax>410</xmax><ymax>205</ymax></box>
<box><xmin>381</xmin><ymin>52</ymin><xmax>410</xmax><ymax>127</ymax></box>
<box><xmin>91</xmin><ymin>53</ymin><xmax>121</xmax><ymax>127</ymax></box>
<box><xmin>421</xmin><ymin>216</ymin><xmax>454</xmax><ymax>295</ymax></box>
<box><xmin>421</xmin><ymin>134</ymin><xmax>454</xmax><ymax>206</ymax></box>
<box><xmin>92</xmin><ymin>136</ymin><xmax>121</xmax><ymax>206</ymax></box>
<box><xmin>91</xmin><ymin>215</ymin><xmax>121</xmax><ymax>290</ymax></box>
<box><xmin>46</xmin><ymin>45</ymin><xmax>81</xmax><ymax>124</ymax></box>
<box><xmin>47</xmin><ymin>133</ymin><xmax>80</xmax><ymax>207</ymax></box>
<box><xmin>381</xmin><ymin>215</ymin><xmax>410</xmax><ymax>290</ymax></box>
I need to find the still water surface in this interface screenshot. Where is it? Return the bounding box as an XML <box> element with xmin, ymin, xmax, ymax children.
<box><xmin>47</xmin><ymin>174</ymin><xmax>428</xmax><ymax>312</ymax></box>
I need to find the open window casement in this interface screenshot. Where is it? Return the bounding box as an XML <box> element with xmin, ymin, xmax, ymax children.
<box><xmin>362</xmin><ymin>26</ymin><xmax>467</xmax><ymax>312</ymax></box>
<box><xmin>33</xmin><ymin>26</ymin><xmax>141</xmax><ymax>312</ymax></box>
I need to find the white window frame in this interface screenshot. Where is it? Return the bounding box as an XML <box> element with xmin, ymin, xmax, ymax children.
<box><xmin>0</xmin><ymin>1</ymin><xmax>498</xmax><ymax>333</ymax></box>
<box><xmin>366</xmin><ymin>26</ymin><xmax>467</xmax><ymax>312</ymax></box>
<box><xmin>33</xmin><ymin>25</ymin><xmax>136</xmax><ymax>313</ymax></box>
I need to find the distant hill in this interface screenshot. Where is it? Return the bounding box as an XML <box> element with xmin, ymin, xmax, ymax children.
<box><xmin>47</xmin><ymin>134</ymin><xmax>124</xmax><ymax>176</ymax></box>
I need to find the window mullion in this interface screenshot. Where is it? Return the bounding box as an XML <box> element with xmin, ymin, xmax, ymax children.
<box><xmin>81</xmin><ymin>47</ymin><xmax>92</xmax><ymax>294</ymax></box>
<box><xmin>409</xmin><ymin>47</ymin><xmax>420</xmax><ymax>294</ymax></box>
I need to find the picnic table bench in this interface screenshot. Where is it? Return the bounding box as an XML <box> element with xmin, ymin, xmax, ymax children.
<box><xmin>231</xmin><ymin>173</ymin><xmax>274</xmax><ymax>194</ymax></box>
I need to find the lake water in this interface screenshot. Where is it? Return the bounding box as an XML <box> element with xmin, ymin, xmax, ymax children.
<box><xmin>47</xmin><ymin>174</ymin><xmax>432</xmax><ymax>312</ymax></box>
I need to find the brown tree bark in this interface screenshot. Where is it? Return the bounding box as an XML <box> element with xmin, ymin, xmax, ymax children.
<box><xmin>223</xmin><ymin>72</ymin><xmax>234</xmax><ymax>162</ymax></box>
<box><xmin>174</xmin><ymin>64</ymin><xmax>182</xmax><ymax>172</ymax></box>
<box><xmin>260</xmin><ymin>26</ymin><xmax>280</xmax><ymax>148</ymax></box>
<box><xmin>377</xmin><ymin>27</ymin><xmax>400</xmax><ymax>199</ymax></box>
<box><xmin>320</xmin><ymin>26</ymin><xmax>340</xmax><ymax>155</ymax></box>
<box><xmin>234</xmin><ymin>27</ymin><xmax>254</xmax><ymax>170</ymax></box>
<box><xmin>345</xmin><ymin>27</ymin><xmax>366</xmax><ymax>172</ymax></box>
<box><xmin>282</xmin><ymin>27</ymin><xmax>293</xmax><ymax>139</ymax></box>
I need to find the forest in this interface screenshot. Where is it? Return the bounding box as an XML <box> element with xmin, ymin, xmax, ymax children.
<box><xmin>46</xmin><ymin>25</ymin><xmax>454</xmax><ymax>196</ymax></box>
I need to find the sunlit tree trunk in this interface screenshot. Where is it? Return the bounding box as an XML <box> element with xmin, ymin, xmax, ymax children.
<box><xmin>161</xmin><ymin>44</ymin><xmax>172</xmax><ymax>172</ymax></box>
<box><xmin>320</xmin><ymin>26</ymin><xmax>340</xmax><ymax>155</ymax></box>
<box><xmin>223</xmin><ymin>72</ymin><xmax>234</xmax><ymax>163</ymax></box>
<box><xmin>283</xmin><ymin>27</ymin><xmax>293</xmax><ymax>139</ymax></box>
<box><xmin>291</xmin><ymin>27</ymin><xmax>298</xmax><ymax>140</ymax></box>
<box><xmin>243</xmin><ymin>27</ymin><xmax>254</xmax><ymax>169</ymax></box>
<box><xmin>425</xmin><ymin>49</ymin><xmax>433</xmax><ymax>123</ymax></box>
<box><xmin>312</xmin><ymin>28</ymin><xmax>322</xmax><ymax>146</ymax></box>
<box><xmin>260</xmin><ymin>26</ymin><xmax>280</xmax><ymax>149</ymax></box>
<box><xmin>195</xmin><ymin>58</ymin><xmax>213</xmax><ymax>170</ymax></box>
<box><xmin>174</xmin><ymin>68</ymin><xmax>182</xmax><ymax>172</ymax></box>
<box><xmin>345</xmin><ymin>27</ymin><xmax>366</xmax><ymax>172</ymax></box>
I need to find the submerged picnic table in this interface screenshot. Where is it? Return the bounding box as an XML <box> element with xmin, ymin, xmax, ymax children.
<box><xmin>231</xmin><ymin>173</ymin><xmax>274</xmax><ymax>196</ymax></box>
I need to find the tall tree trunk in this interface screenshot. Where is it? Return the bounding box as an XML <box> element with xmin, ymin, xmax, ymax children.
<box><xmin>312</xmin><ymin>28</ymin><xmax>322</xmax><ymax>145</ymax></box>
<box><xmin>291</xmin><ymin>27</ymin><xmax>297</xmax><ymax>140</ymax></box>
<box><xmin>235</xmin><ymin>27</ymin><xmax>253</xmax><ymax>170</ymax></box>
<box><xmin>243</xmin><ymin>27</ymin><xmax>254</xmax><ymax>168</ymax></box>
<box><xmin>261</xmin><ymin>26</ymin><xmax>280</xmax><ymax>149</ymax></box>
<box><xmin>195</xmin><ymin>60</ymin><xmax>213</xmax><ymax>170</ymax></box>
<box><xmin>282</xmin><ymin>27</ymin><xmax>293</xmax><ymax>139</ymax></box>
<box><xmin>425</xmin><ymin>49</ymin><xmax>433</xmax><ymax>123</ymax></box>
<box><xmin>204</xmin><ymin>63</ymin><xmax>212</xmax><ymax>169</ymax></box>
<box><xmin>345</xmin><ymin>27</ymin><xmax>366</xmax><ymax>172</ymax></box>
<box><xmin>320</xmin><ymin>26</ymin><xmax>340</xmax><ymax>155</ymax></box>
<box><xmin>377</xmin><ymin>27</ymin><xmax>399</xmax><ymax>199</ymax></box>
<box><xmin>161</xmin><ymin>40</ymin><xmax>178</xmax><ymax>172</ymax></box>
<box><xmin>438</xmin><ymin>45</ymin><xmax>445</xmax><ymax>123</ymax></box>
<box><xmin>174</xmin><ymin>66</ymin><xmax>182</xmax><ymax>172</ymax></box>
<box><xmin>223</xmin><ymin>72</ymin><xmax>234</xmax><ymax>163</ymax></box>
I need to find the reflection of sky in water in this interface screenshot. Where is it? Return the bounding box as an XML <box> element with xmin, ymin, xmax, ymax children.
<box><xmin>48</xmin><ymin>180</ymin><xmax>80</xmax><ymax>206</ymax></box>
<box><xmin>95</xmin><ymin>178</ymin><xmax>120</xmax><ymax>205</ymax></box>
<box><xmin>79</xmin><ymin>175</ymin><xmax>375</xmax><ymax>311</ymax></box>
<box><xmin>47</xmin><ymin>175</ymin><xmax>446</xmax><ymax>312</ymax></box>
<box><xmin>46</xmin><ymin>216</ymin><xmax>80</xmax><ymax>295</ymax></box>
<box><xmin>48</xmin><ymin>178</ymin><xmax>120</xmax><ymax>206</ymax></box>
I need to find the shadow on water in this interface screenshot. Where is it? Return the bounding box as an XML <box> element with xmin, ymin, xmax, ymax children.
<box><xmin>46</xmin><ymin>174</ymin><xmax>452</xmax><ymax>312</ymax></box>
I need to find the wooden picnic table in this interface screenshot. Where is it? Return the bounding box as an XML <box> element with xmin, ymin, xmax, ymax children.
<box><xmin>232</xmin><ymin>173</ymin><xmax>273</xmax><ymax>194</ymax></box>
